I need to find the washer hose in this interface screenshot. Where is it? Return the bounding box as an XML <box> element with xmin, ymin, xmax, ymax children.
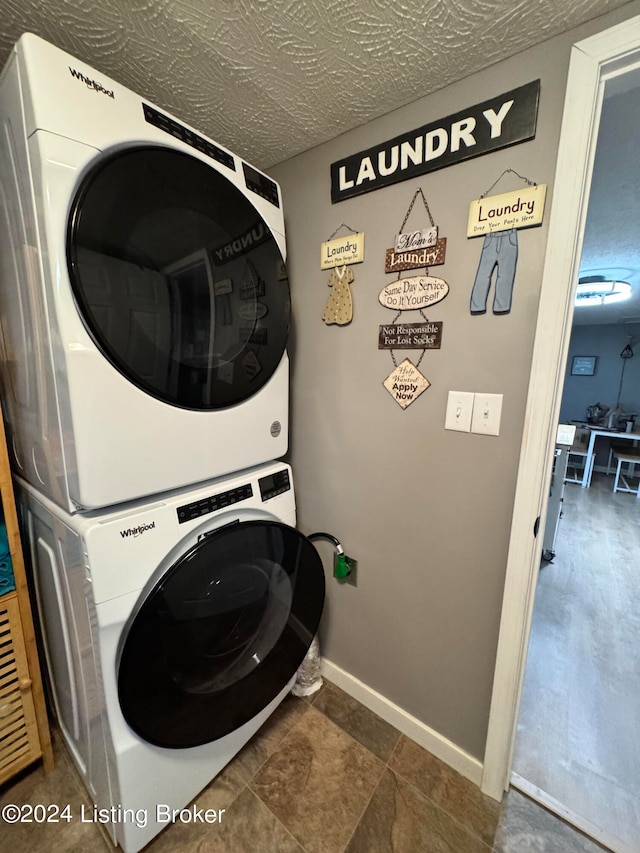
<box><xmin>291</xmin><ymin>532</ymin><xmax>348</xmax><ymax>698</ymax></box>
<box><xmin>308</xmin><ymin>532</ymin><xmax>349</xmax><ymax>578</ymax></box>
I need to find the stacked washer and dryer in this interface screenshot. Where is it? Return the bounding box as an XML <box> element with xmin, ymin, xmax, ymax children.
<box><xmin>0</xmin><ymin>34</ymin><xmax>324</xmax><ymax>852</ymax></box>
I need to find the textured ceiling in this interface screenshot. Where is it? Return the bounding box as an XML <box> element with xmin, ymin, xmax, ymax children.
<box><xmin>575</xmin><ymin>68</ymin><xmax>640</xmax><ymax>325</ymax></box>
<box><xmin>0</xmin><ymin>0</ymin><xmax>632</xmax><ymax>169</ymax></box>
<box><xmin>0</xmin><ymin>0</ymin><xmax>637</xmax><ymax>325</ymax></box>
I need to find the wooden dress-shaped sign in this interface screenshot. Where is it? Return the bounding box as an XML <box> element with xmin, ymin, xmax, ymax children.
<box><xmin>322</xmin><ymin>265</ymin><xmax>354</xmax><ymax>325</ymax></box>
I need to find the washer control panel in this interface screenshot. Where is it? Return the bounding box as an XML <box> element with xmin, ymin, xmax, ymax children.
<box><xmin>258</xmin><ymin>469</ymin><xmax>291</xmax><ymax>501</ymax></box>
<box><xmin>177</xmin><ymin>483</ymin><xmax>253</xmax><ymax>524</ymax></box>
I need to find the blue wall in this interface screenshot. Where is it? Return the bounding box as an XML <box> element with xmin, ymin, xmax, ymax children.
<box><xmin>560</xmin><ymin>323</ymin><xmax>640</xmax><ymax>424</ymax></box>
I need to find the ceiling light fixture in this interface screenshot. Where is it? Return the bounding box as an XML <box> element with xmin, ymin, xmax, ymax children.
<box><xmin>575</xmin><ymin>275</ymin><xmax>631</xmax><ymax>306</ymax></box>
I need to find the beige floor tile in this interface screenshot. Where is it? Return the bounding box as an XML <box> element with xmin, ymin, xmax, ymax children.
<box><xmin>312</xmin><ymin>681</ymin><xmax>401</xmax><ymax>761</ymax></box>
<box><xmin>250</xmin><ymin>705</ymin><xmax>385</xmax><ymax>853</ymax></box>
<box><xmin>346</xmin><ymin>768</ymin><xmax>490</xmax><ymax>853</ymax></box>
<box><xmin>389</xmin><ymin>735</ymin><xmax>500</xmax><ymax>846</ymax></box>
<box><xmin>230</xmin><ymin>693</ymin><xmax>310</xmax><ymax>782</ymax></box>
<box><xmin>144</xmin><ymin>763</ymin><xmax>246</xmax><ymax>852</ymax></box>
<box><xmin>196</xmin><ymin>787</ymin><xmax>303</xmax><ymax>853</ymax></box>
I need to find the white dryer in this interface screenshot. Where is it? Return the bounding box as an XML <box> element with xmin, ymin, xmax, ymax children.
<box><xmin>0</xmin><ymin>33</ymin><xmax>291</xmax><ymax>512</ymax></box>
<box><xmin>18</xmin><ymin>461</ymin><xmax>325</xmax><ymax>852</ymax></box>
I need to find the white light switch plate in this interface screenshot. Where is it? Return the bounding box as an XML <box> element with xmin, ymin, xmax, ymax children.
<box><xmin>445</xmin><ymin>391</ymin><xmax>474</xmax><ymax>432</ymax></box>
<box><xmin>471</xmin><ymin>393</ymin><xmax>503</xmax><ymax>436</ymax></box>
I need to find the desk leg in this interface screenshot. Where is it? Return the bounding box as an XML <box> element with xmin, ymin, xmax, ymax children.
<box><xmin>583</xmin><ymin>433</ymin><xmax>597</xmax><ymax>488</ymax></box>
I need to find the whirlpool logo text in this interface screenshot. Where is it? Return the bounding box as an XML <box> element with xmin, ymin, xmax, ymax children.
<box><xmin>120</xmin><ymin>521</ymin><xmax>156</xmax><ymax>539</ymax></box>
<box><xmin>68</xmin><ymin>67</ymin><xmax>115</xmax><ymax>98</ymax></box>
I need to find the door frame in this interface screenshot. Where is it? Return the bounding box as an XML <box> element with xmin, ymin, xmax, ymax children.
<box><xmin>481</xmin><ymin>14</ymin><xmax>640</xmax><ymax>800</ymax></box>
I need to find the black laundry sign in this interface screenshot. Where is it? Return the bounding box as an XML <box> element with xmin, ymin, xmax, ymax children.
<box><xmin>330</xmin><ymin>80</ymin><xmax>540</xmax><ymax>203</ymax></box>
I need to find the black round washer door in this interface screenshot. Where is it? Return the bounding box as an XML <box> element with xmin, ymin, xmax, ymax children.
<box><xmin>117</xmin><ymin>521</ymin><xmax>325</xmax><ymax>748</ymax></box>
<box><xmin>67</xmin><ymin>146</ymin><xmax>290</xmax><ymax>410</ymax></box>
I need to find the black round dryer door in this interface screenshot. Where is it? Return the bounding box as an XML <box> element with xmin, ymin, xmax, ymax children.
<box><xmin>117</xmin><ymin>521</ymin><xmax>325</xmax><ymax>748</ymax></box>
<box><xmin>67</xmin><ymin>146</ymin><xmax>290</xmax><ymax>410</ymax></box>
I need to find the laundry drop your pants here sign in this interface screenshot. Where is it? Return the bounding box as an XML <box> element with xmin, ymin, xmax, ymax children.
<box><xmin>467</xmin><ymin>184</ymin><xmax>547</xmax><ymax>236</ymax></box>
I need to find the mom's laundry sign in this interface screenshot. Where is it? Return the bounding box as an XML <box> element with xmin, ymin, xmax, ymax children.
<box><xmin>331</xmin><ymin>81</ymin><xmax>540</xmax><ymax>203</ymax></box>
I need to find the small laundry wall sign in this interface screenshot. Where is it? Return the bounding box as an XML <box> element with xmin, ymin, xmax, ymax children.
<box><xmin>320</xmin><ymin>232</ymin><xmax>365</xmax><ymax>269</ymax></box>
<box><xmin>467</xmin><ymin>184</ymin><xmax>546</xmax><ymax>236</ymax></box>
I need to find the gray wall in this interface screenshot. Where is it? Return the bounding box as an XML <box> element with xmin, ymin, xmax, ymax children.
<box><xmin>561</xmin><ymin>323</ymin><xmax>640</xmax><ymax>425</ymax></box>
<box><xmin>560</xmin><ymin>323</ymin><xmax>640</xmax><ymax>466</ymax></box>
<box><xmin>272</xmin><ymin>2</ymin><xmax>640</xmax><ymax>761</ymax></box>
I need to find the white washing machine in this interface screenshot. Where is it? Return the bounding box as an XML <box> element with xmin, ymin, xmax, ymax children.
<box><xmin>17</xmin><ymin>461</ymin><xmax>324</xmax><ymax>852</ymax></box>
<box><xmin>0</xmin><ymin>33</ymin><xmax>291</xmax><ymax>513</ymax></box>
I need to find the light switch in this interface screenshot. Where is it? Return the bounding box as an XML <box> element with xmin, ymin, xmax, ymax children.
<box><xmin>471</xmin><ymin>393</ymin><xmax>503</xmax><ymax>436</ymax></box>
<box><xmin>445</xmin><ymin>391</ymin><xmax>474</xmax><ymax>432</ymax></box>
<box><xmin>556</xmin><ymin>423</ymin><xmax>576</xmax><ymax>446</ymax></box>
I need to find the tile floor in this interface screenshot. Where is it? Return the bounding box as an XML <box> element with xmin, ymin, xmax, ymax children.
<box><xmin>0</xmin><ymin>680</ymin><xmax>608</xmax><ymax>852</ymax></box>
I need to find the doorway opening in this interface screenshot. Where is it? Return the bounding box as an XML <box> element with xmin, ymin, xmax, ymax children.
<box><xmin>482</xmin><ymin>14</ymin><xmax>640</xmax><ymax>853</ymax></box>
<box><xmin>512</xmin><ymin>70</ymin><xmax>640</xmax><ymax>851</ymax></box>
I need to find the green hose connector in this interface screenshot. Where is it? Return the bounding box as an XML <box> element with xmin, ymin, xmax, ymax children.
<box><xmin>334</xmin><ymin>553</ymin><xmax>350</xmax><ymax>579</ymax></box>
<box><xmin>308</xmin><ymin>532</ymin><xmax>356</xmax><ymax>585</ymax></box>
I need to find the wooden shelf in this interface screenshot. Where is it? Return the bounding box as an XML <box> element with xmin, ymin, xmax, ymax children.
<box><xmin>0</xmin><ymin>416</ymin><xmax>53</xmax><ymax>783</ymax></box>
<box><xmin>0</xmin><ymin>591</ymin><xmax>42</xmax><ymax>782</ymax></box>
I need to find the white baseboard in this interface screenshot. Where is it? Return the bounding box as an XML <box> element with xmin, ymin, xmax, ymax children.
<box><xmin>320</xmin><ymin>658</ymin><xmax>483</xmax><ymax>788</ymax></box>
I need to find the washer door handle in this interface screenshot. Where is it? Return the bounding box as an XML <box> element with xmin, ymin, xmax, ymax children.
<box><xmin>198</xmin><ymin>519</ymin><xmax>240</xmax><ymax>542</ymax></box>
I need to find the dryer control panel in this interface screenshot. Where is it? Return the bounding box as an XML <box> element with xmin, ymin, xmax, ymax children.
<box><xmin>143</xmin><ymin>103</ymin><xmax>236</xmax><ymax>171</ymax></box>
<box><xmin>177</xmin><ymin>483</ymin><xmax>253</xmax><ymax>523</ymax></box>
<box><xmin>242</xmin><ymin>163</ymin><xmax>280</xmax><ymax>208</ymax></box>
<box><xmin>258</xmin><ymin>469</ymin><xmax>291</xmax><ymax>501</ymax></box>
